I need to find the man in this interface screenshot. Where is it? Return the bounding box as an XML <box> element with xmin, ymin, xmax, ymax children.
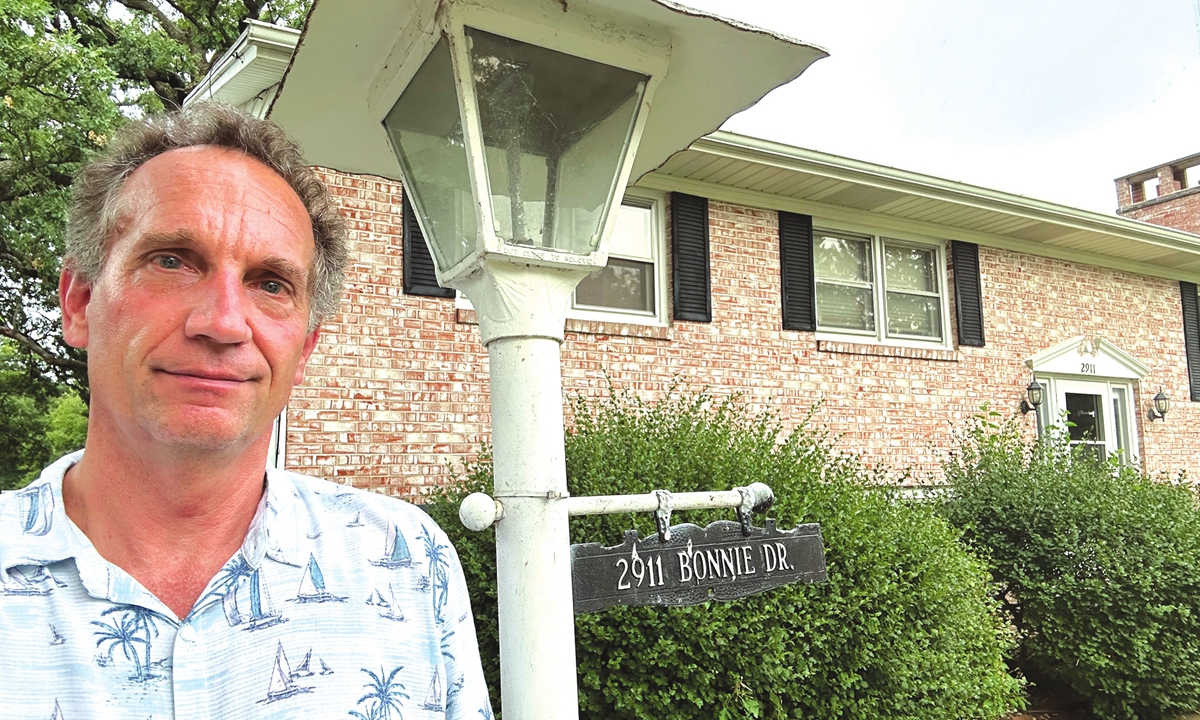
<box><xmin>0</xmin><ymin>103</ymin><xmax>492</xmax><ymax>719</ymax></box>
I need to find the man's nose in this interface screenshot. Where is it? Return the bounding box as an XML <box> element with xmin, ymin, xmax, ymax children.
<box><xmin>184</xmin><ymin>273</ymin><xmax>253</xmax><ymax>344</ymax></box>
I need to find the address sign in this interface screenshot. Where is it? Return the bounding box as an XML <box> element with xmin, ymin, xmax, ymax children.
<box><xmin>571</xmin><ymin>519</ymin><xmax>826</xmax><ymax>614</ymax></box>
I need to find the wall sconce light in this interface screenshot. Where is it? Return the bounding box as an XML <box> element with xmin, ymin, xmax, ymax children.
<box><xmin>1147</xmin><ymin>389</ymin><xmax>1170</xmax><ymax>421</ymax></box>
<box><xmin>1020</xmin><ymin>378</ymin><xmax>1044</xmax><ymax>415</ymax></box>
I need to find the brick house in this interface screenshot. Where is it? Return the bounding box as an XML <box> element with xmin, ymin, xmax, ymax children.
<box><xmin>194</xmin><ymin>22</ymin><xmax>1200</xmax><ymax>497</ymax></box>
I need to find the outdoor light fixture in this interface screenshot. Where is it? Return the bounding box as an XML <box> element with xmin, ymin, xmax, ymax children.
<box><xmin>269</xmin><ymin>3</ymin><xmax>826</xmax><ymax>720</ymax></box>
<box><xmin>1148</xmin><ymin>389</ymin><xmax>1170</xmax><ymax>421</ymax></box>
<box><xmin>1020</xmin><ymin>378</ymin><xmax>1044</xmax><ymax>415</ymax></box>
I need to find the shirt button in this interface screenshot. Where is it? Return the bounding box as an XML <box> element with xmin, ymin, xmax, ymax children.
<box><xmin>179</xmin><ymin>624</ymin><xmax>197</xmax><ymax>643</ymax></box>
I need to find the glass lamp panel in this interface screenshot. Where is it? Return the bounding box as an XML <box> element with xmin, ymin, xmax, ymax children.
<box><xmin>467</xmin><ymin>27</ymin><xmax>648</xmax><ymax>255</ymax></box>
<box><xmin>814</xmin><ymin>234</ymin><xmax>871</xmax><ymax>282</ymax></box>
<box><xmin>816</xmin><ymin>282</ymin><xmax>875</xmax><ymax>332</ymax></box>
<box><xmin>385</xmin><ymin>37</ymin><xmax>477</xmax><ymax>272</ymax></box>
<box><xmin>574</xmin><ymin>258</ymin><xmax>654</xmax><ymax>313</ymax></box>
<box><xmin>885</xmin><ymin>292</ymin><xmax>941</xmax><ymax>338</ymax></box>
<box><xmin>883</xmin><ymin>244</ymin><xmax>937</xmax><ymax>293</ymax></box>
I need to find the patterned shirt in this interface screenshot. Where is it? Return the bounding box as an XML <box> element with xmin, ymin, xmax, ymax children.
<box><xmin>0</xmin><ymin>452</ymin><xmax>493</xmax><ymax>720</ymax></box>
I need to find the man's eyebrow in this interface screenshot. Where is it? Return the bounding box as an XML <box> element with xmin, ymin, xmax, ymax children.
<box><xmin>261</xmin><ymin>256</ymin><xmax>310</xmax><ymax>287</ymax></box>
<box><xmin>130</xmin><ymin>230</ymin><xmax>200</xmax><ymax>254</ymax></box>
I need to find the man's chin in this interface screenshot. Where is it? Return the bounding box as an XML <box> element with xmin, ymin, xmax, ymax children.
<box><xmin>141</xmin><ymin>409</ymin><xmax>271</xmax><ymax>459</ymax></box>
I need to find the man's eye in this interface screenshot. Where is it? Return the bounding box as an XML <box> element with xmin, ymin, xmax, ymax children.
<box><xmin>156</xmin><ymin>255</ymin><xmax>182</xmax><ymax>269</ymax></box>
<box><xmin>261</xmin><ymin>280</ymin><xmax>286</xmax><ymax>295</ymax></box>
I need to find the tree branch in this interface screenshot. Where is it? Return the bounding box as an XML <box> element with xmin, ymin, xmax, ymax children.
<box><xmin>0</xmin><ymin>324</ymin><xmax>87</xmax><ymax>372</ymax></box>
<box><xmin>115</xmin><ymin>0</ymin><xmax>190</xmax><ymax>47</ymax></box>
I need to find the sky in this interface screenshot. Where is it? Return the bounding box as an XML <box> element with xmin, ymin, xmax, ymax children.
<box><xmin>679</xmin><ymin>0</ymin><xmax>1200</xmax><ymax>215</ymax></box>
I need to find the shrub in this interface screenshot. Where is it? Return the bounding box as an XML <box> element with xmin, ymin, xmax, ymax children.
<box><xmin>940</xmin><ymin>411</ymin><xmax>1200</xmax><ymax>720</ymax></box>
<box><xmin>425</xmin><ymin>387</ymin><xmax>1022</xmax><ymax>720</ymax></box>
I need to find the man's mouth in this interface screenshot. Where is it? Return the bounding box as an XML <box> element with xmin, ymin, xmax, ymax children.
<box><xmin>158</xmin><ymin>368</ymin><xmax>254</xmax><ymax>383</ymax></box>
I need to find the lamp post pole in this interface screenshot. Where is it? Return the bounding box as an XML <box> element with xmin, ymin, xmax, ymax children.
<box><xmin>460</xmin><ymin>262</ymin><xmax>589</xmax><ymax>720</ymax></box>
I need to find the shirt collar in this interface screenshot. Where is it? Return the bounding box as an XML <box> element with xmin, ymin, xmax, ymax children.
<box><xmin>0</xmin><ymin>455</ymin><xmax>313</xmax><ymax>576</ymax></box>
<box><xmin>0</xmin><ymin>451</ymin><xmax>87</xmax><ymax>574</ymax></box>
<box><xmin>249</xmin><ymin>467</ymin><xmax>312</xmax><ymax>569</ymax></box>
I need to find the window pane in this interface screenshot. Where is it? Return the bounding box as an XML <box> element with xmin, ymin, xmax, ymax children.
<box><xmin>884</xmin><ymin>244</ymin><xmax>937</xmax><ymax>293</ymax></box>
<box><xmin>886</xmin><ymin>292</ymin><xmax>942</xmax><ymax>338</ymax></box>
<box><xmin>816</xmin><ymin>282</ymin><xmax>875</xmax><ymax>331</ymax></box>
<box><xmin>1111</xmin><ymin>386</ymin><xmax>1130</xmax><ymax>465</ymax></box>
<box><xmin>575</xmin><ymin>257</ymin><xmax>654</xmax><ymax>313</ymax></box>
<box><xmin>815</xmin><ymin>234</ymin><xmax>871</xmax><ymax>283</ymax></box>
<box><xmin>1065</xmin><ymin>392</ymin><xmax>1105</xmax><ymax>442</ymax></box>
<box><xmin>609</xmin><ymin>201</ymin><xmax>653</xmax><ymax>259</ymax></box>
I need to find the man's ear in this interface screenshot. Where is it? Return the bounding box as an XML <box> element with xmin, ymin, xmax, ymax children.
<box><xmin>293</xmin><ymin>326</ymin><xmax>320</xmax><ymax>386</ymax></box>
<box><xmin>60</xmin><ymin>266</ymin><xmax>92</xmax><ymax>349</ymax></box>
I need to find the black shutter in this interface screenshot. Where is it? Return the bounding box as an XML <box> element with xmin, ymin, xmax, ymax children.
<box><xmin>671</xmin><ymin>192</ymin><xmax>711</xmax><ymax>322</ymax></box>
<box><xmin>779</xmin><ymin>211</ymin><xmax>815</xmax><ymax>332</ymax></box>
<box><xmin>403</xmin><ymin>193</ymin><xmax>454</xmax><ymax>298</ymax></box>
<box><xmin>1181</xmin><ymin>281</ymin><xmax>1200</xmax><ymax>401</ymax></box>
<box><xmin>950</xmin><ymin>240</ymin><xmax>986</xmax><ymax>347</ymax></box>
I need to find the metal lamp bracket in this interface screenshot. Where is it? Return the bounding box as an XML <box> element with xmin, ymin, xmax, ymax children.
<box><xmin>653</xmin><ymin>490</ymin><xmax>674</xmax><ymax>542</ymax></box>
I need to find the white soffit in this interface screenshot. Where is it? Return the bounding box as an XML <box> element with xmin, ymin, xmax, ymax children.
<box><xmin>640</xmin><ymin>132</ymin><xmax>1200</xmax><ymax>282</ymax></box>
<box><xmin>267</xmin><ymin>0</ymin><xmax>827</xmax><ymax>183</ymax></box>
<box><xmin>185</xmin><ymin>21</ymin><xmax>300</xmax><ymax>111</ymax></box>
<box><xmin>1025</xmin><ymin>336</ymin><xmax>1150</xmax><ymax>381</ymax></box>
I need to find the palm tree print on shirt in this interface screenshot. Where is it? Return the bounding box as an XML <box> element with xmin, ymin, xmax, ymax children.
<box><xmin>91</xmin><ymin>605</ymin><xmax>177</xmax><ymax>681</ymax></box>
<box><xmin>419</xmin><ymin>526</ymin><xmax>450</xmax><ymax>624</ymax></box>
<box><xmin>349</xmin><ymin>666</ymin><xmax>409</xmax><ymax>720</ymax></box>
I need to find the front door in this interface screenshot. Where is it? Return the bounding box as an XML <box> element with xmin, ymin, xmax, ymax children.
<box><xmin>1040</xmin><ymin>377</ymin><xmax>1136</xmax><ymax>466</ymax></box>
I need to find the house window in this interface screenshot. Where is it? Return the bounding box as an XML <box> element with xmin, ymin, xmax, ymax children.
<box><xmin>571</xmin><ymin>195</ymin><xmax>665</xmax><ymax>324</ymax></box>
<box><xmin>814</xmin><ymin>228</ymin><xmax>947</xmax><ymax>344</ymax></box>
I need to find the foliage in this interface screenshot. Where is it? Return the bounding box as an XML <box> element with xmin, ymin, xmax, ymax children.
<box><xmin>940</xmin><ymin>411</ymin><xmax>1200</xmax><ymax>720</ymax></box>
<box><xmin>0</xmin><ymin>0</ymin><xmax>311</xmax><ymax>393</ymax></box>
<box><xmin>425</xmin><ymin>386</ymin><xmax>1023</xmax><ymax>720</ymax></box>
<box><xmin>0</xmin><ymin>337</ymin><xmax>86</xmax><ymax>489</ymax></box>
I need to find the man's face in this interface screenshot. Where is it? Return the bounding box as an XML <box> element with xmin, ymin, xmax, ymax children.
<box><xmin>60</xmin><ymin>145</ymin><xmax>320</xmax><ymax>458</ymax></box>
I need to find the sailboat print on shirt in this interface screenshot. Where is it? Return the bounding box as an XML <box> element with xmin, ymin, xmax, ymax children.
<box><xmin>377</xmin><ymin>584</ymin><xmax>406</xmax><ymax>622</ymax></box>
<box><xmin>292</xmin><ymin>554</ymin><xmax>347</xmax><ymax>603</ymax></box>
<box><xmin>258</xmin><ymin>642</ymin><xmax>313</xmax><ymax>704</ymax></box>
<box><xmin>370</xmin><ymin>524</ymin><xmax>413</xmax><ymax>568</ymax></box>
<box><xmin>346</xmin><ymin>511</ymin><xmax>363</xmax><ymax>528</ymax></box>
<box><xmin>291</xmin><ymin>650</ymin><xmax>315</xmax><ymax>678</ymax></box>
<box><xmin>2</xmin><ymin>567</ymin><xmax>52</xmax><ymax>596</ymax></box>
<box><xmin>420</xmin><ymin>668</ymin><xmax>444</xmax><ymax>712</ymax></box>
<box><xmin>49</xmin><ymin>699</ymin><xmax>63</xmax><ymax>720</ymax></box>
<box><xmin>49</xmin><ymin>624</ymin><xmax>65</xmax><ymax>646</ymax></box>
<box><xmin>17</xmin><ymin>483</ymin><xmax>53</xmax><ymax>536</ymax></box>
<box><xmin>243</xmin><ymin>567</ymin><xmax>287</xmax><ymax>631</ymax></box>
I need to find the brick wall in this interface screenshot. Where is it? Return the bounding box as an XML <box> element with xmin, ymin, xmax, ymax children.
<box><xmin>288</xmin><ymin>171</ymin><xmax>1200</xmax><ymax>496</ymax></box>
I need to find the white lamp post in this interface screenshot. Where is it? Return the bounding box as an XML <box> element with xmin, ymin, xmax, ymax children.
<box><xmin>268</xmin><ymin>2</ymin><xmax>826</xmax><ymax>719</ymax></box>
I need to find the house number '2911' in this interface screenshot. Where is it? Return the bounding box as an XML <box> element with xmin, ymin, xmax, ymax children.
<box><xmin>1081</xmin><ymin>362</ymin><xmax>1096</xmax><ymax>374</ymax></box>
<box><xmin>616</xmin><ymin>551</ymin><xmax>665</xmax><ymax>589</ymax></box>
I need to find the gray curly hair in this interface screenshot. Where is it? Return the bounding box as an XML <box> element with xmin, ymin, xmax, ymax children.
<box><xmin>66</xmin><ymin>101</ymin><xmax>347</xmax><ymax>329</ymax></box>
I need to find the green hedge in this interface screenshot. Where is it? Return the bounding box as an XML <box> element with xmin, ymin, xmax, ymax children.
<box><xmin>940</xmin><ymin>412</ymin><xmax>1200</xmax><ymax>720</ymax></box>
<box><xmin>424</xmin><ymin>388</ymin><xmax>1021</xmax><ymax>719</ymax></box>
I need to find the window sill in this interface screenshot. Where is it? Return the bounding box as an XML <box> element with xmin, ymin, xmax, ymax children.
<box><xmin>456</xmin><ymin>309</ymin><xmax>669</xmax><ymax>340</ymax></box>
<box><xmin>817</xmin><ymin>339</ymin><xmax>961</xmax><ymax>362</ymax></box>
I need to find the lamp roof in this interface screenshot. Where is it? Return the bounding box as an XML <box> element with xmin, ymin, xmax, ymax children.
<box><xmin>268</xmin><ymin>0</ymin><xmax>827</xmax><ymax>183</ymax></box>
